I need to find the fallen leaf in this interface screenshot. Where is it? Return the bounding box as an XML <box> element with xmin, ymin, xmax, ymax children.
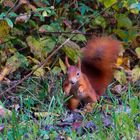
<box><xmin>112</xmin><ymin>85</ymin><xmax>122</xmax><ymax>94</ymax></box>
<box><xmin>62</xmin><ymin>112</ymin><xmax>83</xmax><ymax>123</ymax></box>
<box><xmin>32</xmin><ymin>65</ymin><xmax>45</xmax><ymax>77</ymax></box>
<box><xmin>34</xmin><ymin>112</ymin><xmax>60</xmax><ymax>118</ymax></box>
<box><xmin>2</xmin><ymin>0</ymin><xmax>14</xmax><ymax>7</ymax></box>
<box><xmin>0</xmin><ymin>66</ymin><xmax>10</xmax><ymax>81</ymax></box>
<box><xmin>0</xmin><ymin>20</ymin><xmax>10</xmax><ymax>39</ymax></box>
<box><xmin>116</xmin><ymin>56</ymin><xmax>130</xmax><ymax>70</ymax></box>
<box><xmin>114</xmin><ymin>70</ymin><xmax>127</xmax><ymax>84</ymax></box>
<box><xmin>131</xmin><ymin>66</ymin><xmax>140</xmax><ymax>82</ymax></box>
<box><xmin>82</xmin><ymin>103</ymin><xmax>96</xmax><ymax>114</ymax></box>
<box><xmin>135</xmin><ymin>47</ymin><xmax>140</xmax><ymax>59</ymax></box>
<box><xmin>59</xmin><ymin>58</ymin><xmax>66</xmax><ymax>74</ymax></box>
<box><xmin>15</xmin><ymin>13</ymin><xmax>31</xmax><ymax>24</ymax></box>
<box><xmin>101</xmin><ymin>104</ymin><xmax>113</xmax><ymax>112</ymax></box>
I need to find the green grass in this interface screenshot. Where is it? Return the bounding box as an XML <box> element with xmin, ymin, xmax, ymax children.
<box><xmin>0</xmin><ymin>75</ymin><xmax>139</xmax><ymax>140</ymax></box>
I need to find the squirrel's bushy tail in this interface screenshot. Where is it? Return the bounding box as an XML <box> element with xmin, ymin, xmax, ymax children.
<box><xmin>81</xmin><ymin>37</ymin><xmax>121</xmax><ymax>95</ymax></box>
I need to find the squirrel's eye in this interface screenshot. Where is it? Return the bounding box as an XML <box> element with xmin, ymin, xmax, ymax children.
<box><xmin>77</xmin><ymin>72</ymin><xmax>80</xmax><ymax>76</ymax></box>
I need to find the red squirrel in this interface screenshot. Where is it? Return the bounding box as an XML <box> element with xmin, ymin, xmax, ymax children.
<box><xmin>63</xmin><ymin>36</ymin><xmax>121</xmax><ymax>110</ymax></box>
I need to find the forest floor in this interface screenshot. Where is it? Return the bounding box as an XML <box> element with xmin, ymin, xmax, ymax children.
<box><xmin>0</xmin><ymin>74</ymin><xmax>139</xmax><ymax>140</ymax></box>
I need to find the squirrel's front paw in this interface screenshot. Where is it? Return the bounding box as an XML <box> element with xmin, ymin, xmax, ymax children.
<box><xmin>64</xmin><ymin>90</ymin><xmax>70</xmax><ymax>96</ymax></box>
<box><xmin>63</xmin><ymin>87</ymin><xmax>70</xmax><ymax>96</ymax></box>
<box><xmin>78</xmin><ymin>86</ymin><xmax>84</xmax><ymax>93</ymax></box>
<box><xmin>77</xmin><ymin>86</ymin><xmax>85</xmax><ymax>97</ymax></box>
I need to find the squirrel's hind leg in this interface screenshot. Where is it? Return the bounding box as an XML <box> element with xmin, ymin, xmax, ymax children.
<box><xmin>67</xmin><ymin>97</ymin><xmax>80</xmax><ymax>110</ymax></box>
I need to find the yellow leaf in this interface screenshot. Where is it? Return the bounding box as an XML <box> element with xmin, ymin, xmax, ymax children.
<box><xmin>114</xmin><ymin>70</ymin><xmax>127</xmax><ymax>84</ymax></box>
<box><xmin>116</xmin><ymin>56</ymin><xmax>130</xmax><ymax>70</ymax></box>
<box><xmin>0</xmin><ymin>20</ymin><xmax>10</xmax><ymax>39</ymax></box>
<box><xmin>116</xmin><ymin>57</ymin><xmax>123</xmax><ymax>67</ymax></box>
<box><xmin>27</xmin><ymin>56</ymin><xmax>40</xmax><ymax>64</ymax></box>
<box><xmin>135</xmin><ymin>47</ymin><xmax>140</xmax><ymax>59</ymax></box>
<box><xmin>131</xmin><ymin>66</ymin><xmax>140</xmax><ymax>82</ymax></box>
<box><xmin>32</xmin><ymin>65</ymin><xmax>45</xmax><ymax>77</ymax></box>
<box><xmin>0</xmin><ymin>66</ymin><xmax>10</xmax><ymax>81</ymax></box>
<box><xmin>6</xmin><ymin>53</ymin><xmax>28</xmax><ymax>72</ymax></box>
<box><xmin>51</xmin><ymin>66</ymin><xmax>61</xmax><ymax>75</ymax></box>
<box><xmin>42</xmin><ymin>11</ymin><xmax>48</xmax><ymax>17</ymax></box>
<box><xmin>59</xmin><ymin>58</ymin><xmax>66</xmax><ymax>74</ymax></box>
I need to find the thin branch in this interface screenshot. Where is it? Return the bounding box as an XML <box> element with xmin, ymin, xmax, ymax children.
<box><xmin>5</xmin><ymin>0</ymin><xmax>19</xmax><ymax>17</ymax></box>
<box><xmin>39</xmin><ymin>31</ymin><xmax>93</xmax><ymax>35</ymax></box>
<box><xmin>0</xmin><ymin>32</ymin><xmax>92</xmax><ymax>45</ymax></box>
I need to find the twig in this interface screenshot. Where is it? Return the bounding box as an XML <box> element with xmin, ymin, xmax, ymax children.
<box><xmin>5</xmin><ymin>0</ymin><xmax>19</xmax><ymax>17</ymax></box>
<box><xmin>127</xmin><ymin>48</ymin><xmax>137</xmax><ymax>57</ymax></box>
<box><xmin>0</xmin><ymin>1</ymin><xmax>119</xmax><ymax>97</ymax></box>
<box><xmin>0</xmin><ymin>31</ymin><xmax>95</xmax><ymax>45</ymax></box>
<box><xmin>39</xmin><ymin>31</ymin><xmax>93</xmax><ymax>35</ymax></box>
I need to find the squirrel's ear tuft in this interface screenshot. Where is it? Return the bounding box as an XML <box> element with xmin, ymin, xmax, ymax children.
<box><xmin>65</xmin><ymin>56</ymin><xmax>71</xmax><ymax>68</ymax></box>
<box><xmin>77</xmin><ymin>57</ymin><xmax>81</xmax><ymax>69</ymax></box>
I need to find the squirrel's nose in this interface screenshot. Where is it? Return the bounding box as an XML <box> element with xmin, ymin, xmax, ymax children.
<box><xmin>70</xmin><ymin>81</ymin><xmax>75</xmax><ymax>85</ymax></box>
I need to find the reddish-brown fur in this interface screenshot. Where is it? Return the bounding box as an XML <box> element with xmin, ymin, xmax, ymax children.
<box><xmin>63</xmin><ymin>36</ymin><xmax>121</xmax><ymax>110</ymax></box>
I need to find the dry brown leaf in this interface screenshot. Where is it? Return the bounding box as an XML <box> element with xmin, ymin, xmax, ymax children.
<box><xmin>82</xmin><ymin>103</ymin><xmax>96</xmax><ymax>114</ymax></box>
<box><xmin>59</xmin><ymin>58</ymin><xmax>66</xmax><ymax>74</ymax></box>
<box><xmin>0</xmin><ymin>20</ymin><xmax>10</xmax><ymax>39</ymax></box>
<box><xmin>19</xmin><ymin>0</ymin><xmax>37</xmax><ymax>11</ymax></box>
<box><xmin>32</xmin><ymin>0</ymin><xmax>47</xmax><ymax>7</ymax></box>
<box><xmin>0</xmin><ymin>66</ymin><xmax>10</xmax><ymax>81</ymax></box>
<box><xmin>131</xmin><ymin>36</ymin><xmax>140</xmax><ymax>48</ymax></box>
<box><xmin>101</xmin><ymin>104</ymin><xmax>113</xmax><ymax>112</ymax></box>
<box><xmin>2</xmin><ymin>0</ymin><xmax>14</xmax><ymax>7</ymax></box>
<box><xmin>112</xmin><ymin>85</ymin><xmax>122</xmax><ymax>94</ymax></box>
<box><xmin>14</xmin><ymin>0</ymin><xmax>37</xmax><ymax>12</ymax></box>
<box><xmin>15</xmin><ymin>13</ymin><xmax>31</xmax><ymax>24</ymax></box>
